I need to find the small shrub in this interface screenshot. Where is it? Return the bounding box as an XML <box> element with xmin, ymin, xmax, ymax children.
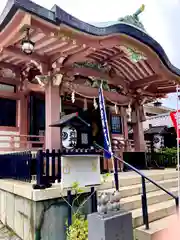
<box><xmin>161</xmin><ymin>147</ymin><xmax>177</xmax><ymax>167</ymax></box>
<box><xmin>101</xmin><ymin>173</ymin><xmax>111</xmax><ymax>183</ymax></box>
<box><xmin>66</xmin><ymin>214</ymin><xmax>88</xmax><ymax>240</ymax></box>
<box><xmin>64</xmin><ymin>182</ymin><xmax>91</xmax><ymax>240</ymax></box>
<box><xmin>162</xmin><ymin>147</ymin><xmax>177</xmax><ymax>157</ymax></box>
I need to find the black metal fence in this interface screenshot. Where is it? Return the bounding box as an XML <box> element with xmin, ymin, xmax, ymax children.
<box><xmin>0</xmin><ymin>147</ymin><xmax>178</xmax><ymax>231</ymax></box>
<box><xmin>0</xmin><ymin>149</ymin><xmax>177</xmax><ymax>185</ymax></box>
<box><xmin>33</xmin><ymin>149</ymin><xmax>61</xmax><ymax>189</ymax></box>
<box><xmin>0</xmin><ymin>151</ymin><xmax>32</xmax><ymax>182</ymax></box>
<box><xmin>146</xmin><ymin>152</ymin><xmax>177</xmax><ymax>169</ymax></box>
<box><xmin>0</xmin><ymin>149</ymin><xmax>62</xmax><ymax>186</ymax></box>
<box><xmin>123</xmin><ymin>151</ymin><xmax>177</xmax><ymax>171</ymax></box>
<box><xmin>0</xmin><ymin>150</ymin><xmax>98</xmax><ymax>232</ymax></box>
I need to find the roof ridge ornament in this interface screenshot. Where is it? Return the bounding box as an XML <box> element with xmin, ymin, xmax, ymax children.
<box><xmin>118</xmin><ymin>4</ymin><xmax>146</xmax><ymax>31</ymax></box>
<box><xmin>133</xmin><ymin>4</ymin><xmax>145</xmax><ymax>18</ymax></box>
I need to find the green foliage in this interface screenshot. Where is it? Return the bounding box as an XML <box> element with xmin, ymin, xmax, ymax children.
<box><xmin>65</xmin><ymin>181</ymin><xmax>90</xmax><ymax>240</ymax></box>
<box><xmin>161</xmin><ymin>147</ymin><xmax>177</xmax><ymax>166</ymax></box>
<box><xmin>91</xmin><ymin>79</ymin><xmax>110</xmax><ymax>91</ymax></box>
<box><xmin>102</xmin><ymin>173</ymin><xmax>111</xmax><ymax>183</ymax></box>
<box><xmin>73</xmin><ymin>61</ymin><xmax>108</xmax><ymax>72</ymax></box>
<box><xmin>161</xmin><ymin>147</ymin><xmax>177</xmax><ymax>157</ymax></box>
<box><xmin>71</xmin><ymin>181</ymin><xmax>84</xmax><ymax>194</ymax></box>
<box><xmin>66</xmin><ymin>214</ymin><xmax>88</xmax><ymax>240</ymax></box>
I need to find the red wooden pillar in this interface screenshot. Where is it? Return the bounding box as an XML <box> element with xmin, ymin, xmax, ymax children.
<box><xmin>121</xmin><ymin>107</ymin><xmax>130</xmax><ymax>152</ymax></box>
<box><xmin>45</xmin><ymin>82</ymin><xmax>61</xmax><ymax>150</ymax></box>
<box><xmin>132</xmin><ymin>102</ymin><xmax>146</xmax><ymax>152</ymax></box>
<box><xmin>18</xmin><ymin>94</ymin><xmax>28</xmax><ymax>148</ymax></box>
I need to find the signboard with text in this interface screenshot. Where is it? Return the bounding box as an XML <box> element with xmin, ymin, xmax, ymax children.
<box><xmin>61</xmin><ymin>155</ymin><xmax>101</xmax><ymax>188</ymax></box>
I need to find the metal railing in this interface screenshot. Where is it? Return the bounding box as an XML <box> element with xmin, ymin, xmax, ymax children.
<box><xmin>0</xmin><ymin>151</ymin><xmax>32</xmax><ymax>182</ymax></box>
<box><xmin>0</xmin><ymin>142</ymin><xmax>177</xmax><ymax>229</ymax></box>
<box><xmin>94</xmin><ymin>142</ymin><xmax>179</xmax><ymax>230</ymax></box>
<box><xmin>33</xmin><ymin>149</ymin><xmax>61</xmax><ymax>189</ymax></box>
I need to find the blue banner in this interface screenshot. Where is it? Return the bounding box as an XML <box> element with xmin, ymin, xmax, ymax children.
<box><xmin>98</xmin><ymin>86</ymin><xmax>112</xmax><ymax>159</ymax></box>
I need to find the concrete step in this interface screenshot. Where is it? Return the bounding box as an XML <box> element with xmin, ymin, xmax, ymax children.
<box><xmin>119</xmin><ymin>170</ymin><xmax>177</xmax><ymax>187</ymax></box>
<box><xmin>121</xmin><ymin>187</ymin><xmax>177</xmax><ymax>211</ymax></box>
<box><xmin>98</xmin><ymin>169</ymin><xmax>178</xmax><ymax>237</ymax></box>
<box><xmin>135</xmin><ymin>214</ymin><xmax>177</xmax><ymax>240</ymax></box>
<box><xmin>99</xmin><ymin>170</ymin><xmax>177</xmax><ymax>190</ymax></box>
<box><xmin>99</xmin><ymin>178</ymin><xmax>178</xmax><ymax>198</ymax></box>
<box><xmin>132</xmin><ymin>199</ymin><xmax>176</xmax><ymax>228</ymax></box>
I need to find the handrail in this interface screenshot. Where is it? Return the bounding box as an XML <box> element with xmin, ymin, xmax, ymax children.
<box><xmin>0</xmin><ymin>134</ymin><xmax>45</xmax><ymax>138</ymax></box>
<box><xmin>94</xmin><ymin>142</ymin><xmax>179</xmax><ymax>229</ymax></box>
<box><xmin>94</xmin><ymin>142</ymin><xmax>177</xmax><ymax>198</ymax></box>
<box><xmin>0</xmin><ymin>133</ymin><xmax>45</xmax><ymax>152</ymax></box>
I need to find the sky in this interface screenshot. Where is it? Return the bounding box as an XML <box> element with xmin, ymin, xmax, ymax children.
<box><xmin>1</xmin><ymin>0</ymin><xmax>180</xmax><ymax>109</ymax></box>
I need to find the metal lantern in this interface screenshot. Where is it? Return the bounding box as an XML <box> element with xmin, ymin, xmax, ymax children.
<box><xmin>21</xmin><ymin>29</ymin><xmax>35</xmax><ymax>55</ymax></box>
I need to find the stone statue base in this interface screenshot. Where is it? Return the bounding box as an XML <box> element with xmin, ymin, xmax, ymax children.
<box><xmin>88</xmin><ymin>209</ymin><xmax>133</xmax><ymax>240</ymax></box>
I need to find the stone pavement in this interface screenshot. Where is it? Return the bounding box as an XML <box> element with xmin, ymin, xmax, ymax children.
<box><xmin>0</xmin><ymin>223</ymin><xmax>20</xmax><ymax>240</ymax></box>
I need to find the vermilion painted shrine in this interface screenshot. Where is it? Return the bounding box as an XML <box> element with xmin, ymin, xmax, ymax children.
<box><xmin>0</xmin><ymin>0</ymin><xmax>179</xmax><ymax>170</ymax></box>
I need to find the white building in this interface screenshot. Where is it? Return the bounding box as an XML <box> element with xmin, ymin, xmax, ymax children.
<box><xmin>143</xmin><ymin>103</ymin><xmax>174</xmax><ymax>130</ymax></box>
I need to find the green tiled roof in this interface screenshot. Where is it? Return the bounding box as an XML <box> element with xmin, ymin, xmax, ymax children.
<box><xmin>91</xmin><ymin>5</ymin><xmax>146</xmax><ymax>31</ymax></box>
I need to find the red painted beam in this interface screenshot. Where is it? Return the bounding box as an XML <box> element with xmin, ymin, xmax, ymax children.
<box><xmin>60</xmin><ymin>66</ymin><xmax>128</xmax><ymax>90</ymax></box>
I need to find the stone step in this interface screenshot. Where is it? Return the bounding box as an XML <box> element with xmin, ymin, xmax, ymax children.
<box><xmin>135</xmin><ymin>214</ymin><xmax>177</xmax><ymax>240</ymax></box>
<box><xmin>120</xmin><ymin>170</ymin><xmax>177</xmax><ymax>187</ymax></box>
<box><xmin>98</xmin><ymin>170</ymin><xmax>178</xmax><ymax>236</ymax></box>
<box><xmin>121</xmin><ymin>187</ymin><xmax>177</xmax><ymax>211</ymax></box>
<box><xmin>132</xmin><ymin>199</ymin><xmax>176</xmax><ymax>228</ymax></box>
<box><xmin>99</xmin><ymin>170</ymin><xmax>177</xmax><ymax>190</ymax></box>
<box><xmin>98</xmin><ymin>178</ymin><xmax>178</xmax><ymax>198</ymax></box>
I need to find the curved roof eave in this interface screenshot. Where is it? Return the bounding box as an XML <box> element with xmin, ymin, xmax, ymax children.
<box><xmin>1</xmin><ymin>0</ymin><xmax>180</xmax><ymax>79</ymax></box>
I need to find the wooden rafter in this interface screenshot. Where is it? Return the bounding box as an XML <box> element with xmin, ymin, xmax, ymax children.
<box><xmin>100</xmin><ymin>50</ymin><xmax>124</xmax><ymax>63</ymax></box>
<box><xmin>0</xmin><ymin>11</ymin><xmax>31</xmax><ymax>48</ymax></box>
<box><xmin>2</xmin><ymin>46</ymin><xmax>47</xmax><ymax>64</ymax></box>
<box><xmin>129</xmin><ymin>74</ymin><xmax>162</xmax><ymax>89</ymax></box>
<box><xmin>0</xmin><ymin>6</ymin><xmax>178</xmax><ymax>98</ymax></box>
<box><xmin>155</xmin><ymin>86</ymin><xmax>176</xmax><ymax>94</ymax></box>
<box><xmin>62</xmin><ymin>47</ymin><xmax>97</xmax><ymax>66</ymax></box>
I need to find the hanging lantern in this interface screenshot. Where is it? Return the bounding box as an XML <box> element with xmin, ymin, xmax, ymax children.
<box><xmin>83</xmin><ymin>98</ymin><xmax>88</xmax><ymax>111</ymax></box>
<box><xmin>93</xmin><ymin>97</ymin><xmax>98</xmax><ymax>109</ymax></box>
<box><xmin>71</xmin><ymin>91</ymin><xmax>75</xmax><ymax>103</ymax></box>
<box><xmin>21</xmin><ymin>28</ymin><xmax>35</xmax><ymax>55</ymax></box>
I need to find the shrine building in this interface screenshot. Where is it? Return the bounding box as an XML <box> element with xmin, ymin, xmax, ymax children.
<box><xmin>0</xmin><ymin>0</ymin><xmax>179</xmax><ymax>166</ymax></box>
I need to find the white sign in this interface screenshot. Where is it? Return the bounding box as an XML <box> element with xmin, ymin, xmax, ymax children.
<box><xmin>61</xmin><ymin>155</ymin><xmax>101</xmax><ymax>188</ymax></box>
